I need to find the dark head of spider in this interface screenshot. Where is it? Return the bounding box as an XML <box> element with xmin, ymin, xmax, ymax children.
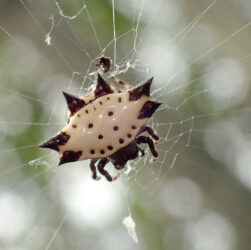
<box><xmin>109</xmin><ymin>141</ymin><xmax>140</xmax><ymax>168</ymax></box>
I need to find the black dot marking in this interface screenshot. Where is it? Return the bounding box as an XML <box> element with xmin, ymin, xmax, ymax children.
<box><xmin>90</xmin><ymin>149</ymin><xmax>95</xmax><ymax>154</ymax></box>
<box><xmin>94</xmin><ymin>107</ymin><xmax>96</xmax><ymax>111</ymax></box>
<box><xmin>127</xmin><ymin>133</ymin><xmax>132</xmax><ymax>138</ymax></box>
<box><xmin>131</xmin><ymin>125</ymin><xmax>137</xmax><ymax>130</ymax></box>
<box><xmin>88</xmin><ymin>123</ymin><xmax>93</xmax><ymax>128</ymax></box>
<box><xmin>107</xmin><ymin>97</ymin><xmax>110</xmax><ymax>100</ymax></box>
<box><xmin>98</xmin><ymin>134</ymin><xmax>103</xmax><ymax>139</ymax></box>
<box><xmin>118</xmin><ymin>97</ymin><xmax>122</xmax><ymax>103</ymax></box>
<box><xmin>100</xmin><ymin>150</ymin><xmax>105</xmax><ymax>154</ymax></box>
<box><xmin>108</xmin><ymin>145</ymin><xmax>113</xmax><ymax>150</ymax></box>
<box><xmin>119</xmin><ymin>138</ymin><xmax>124</xmax><ymax>144</ymax></box>
<box><xmin>77</xmin><ymin>114</ymin><xmax>80</xmax><ymax>117</ymax></box>
<box><xmin>113</xmin><ymin>126</ymin><xmax>119</xmax><ymax>131</ymax></box>
<box><xmin>108</xmin><ymin>111</ymin><xmax>113</xmax><ymax>116</ymax></box>
<box><xmin>99</xmin><ymin>101</ymin><xmax>103</xmax><ymax>105</ymax></box>
<box><xmin>72</xmin><ymin>124</ymin><xmax>77</xmax><ymax>128</ymax></box>
<box><xmin>85</xmin><ymin>110</ymin><xmax>89</xmax><ymax>114</ymax></box>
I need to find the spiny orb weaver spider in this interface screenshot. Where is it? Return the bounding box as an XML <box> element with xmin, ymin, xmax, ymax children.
<box><xmin>40</xmin><ymin>73</ymin><xmax>161</xmax><ymax>181</ymax></box>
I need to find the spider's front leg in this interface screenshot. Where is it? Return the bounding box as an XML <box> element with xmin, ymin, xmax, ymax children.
<box><xmin>97</xmin><ymin>158</ymin><xmax>119</xmax><ymax>182</ymax></box>
<box><xmin>139</xmin><ymin>126</ymin><xmax>159</xmax><ymax>141</ymax></box>
<box><xmin>136</xmin><ymin>135</ymin><xmax>158</xmax><ymax>158</ymax></box>
<box><xmin>89</xmin><ymin>159</ymin><xmax>100</xmax><ymax>180</ymax></box>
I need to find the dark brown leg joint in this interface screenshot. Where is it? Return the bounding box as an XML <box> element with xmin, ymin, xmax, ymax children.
<box><xmin>97</xmin><ymin>158</ymin><xmax>119</xmax><ymax>182</ymax></box>
<box><xmin>139</xmin><ymin>126</ymin><xmax>159</xmax><ymax>141</ymax></box>
<box><xmin>136</xmin><ymin>136</ymin><xmax>158</xmax><ymax>158</ymax></box>
<box><xmin>90</xmin><ymin>159</ymin><xmax>100</xmax><ymax>180</ymax></box>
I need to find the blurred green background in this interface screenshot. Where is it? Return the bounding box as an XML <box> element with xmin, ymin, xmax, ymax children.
<box><xmin>0</xmin><ymin>0</ymin><xmax>250</xmax><ymax>250</ymax></box>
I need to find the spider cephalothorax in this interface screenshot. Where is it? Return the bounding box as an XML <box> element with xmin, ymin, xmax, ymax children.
<box><xmin>40</xmin><ymin>74</ymin><xmax>161</xmax><ymax>181</ymax></box>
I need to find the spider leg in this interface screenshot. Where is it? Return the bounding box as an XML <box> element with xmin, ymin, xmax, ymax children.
<box><xmin>136</xmin><ymin>136</ymin><xmax>158</xmax><ymax>158</ymax></box>
<box><xmin>114</xmin><ymin>165</ymin><xmax>125</xmax><ymax>170</ymax></box>
<box><xmin>138</xmin><ymin>147</ymin><xmax>145</xmax><ymax>156</ymax></box>
<box><xmin>90</xmin><ymin>159</ymin><xmax>100</xmax><ymax>180</ymax></box>
<box><xmin>139</xmin><ymin>126</ymin><xmax>159</xmax><ymax>141</ymax></box>
<box><xmin>112</xmin><ymin>76</ymin><xmax>131</xmax><ymax>89</ymax></box>
<box><xmin>97</xmin><ymin>158</ymin><xmax>119</xmax><ymax>182</ymax></box>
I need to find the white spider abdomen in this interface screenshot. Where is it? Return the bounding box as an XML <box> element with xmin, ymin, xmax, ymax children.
<box><xmin>60</xmin><ymin>91</ymin><xmax>151</xmax><ymax>160</ymax></box>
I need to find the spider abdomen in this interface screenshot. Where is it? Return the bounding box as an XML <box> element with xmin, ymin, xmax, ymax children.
<box><xmin>60</xmin><ymin>92</ymin><xmax>151</xmax><ymax>160</ymax></box>
<box><xmin>39</xmin><ymin>74</ymin><xmax>161</xmax><ymax>180</ymax></box>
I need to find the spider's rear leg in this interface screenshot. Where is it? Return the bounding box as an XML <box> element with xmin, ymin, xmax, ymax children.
<box><xmin>97</xmin><ymin>158</ymin><xmax>119</xmax><ymax>182</ymax></box>
<box><xmin>139</xmin><ymin>126</ymin><xmax>159</xmax><ymax>142</ymax></box>
<box><xmin>112</xmin><ymin>77</ymin><xmax>131</xmax><ymax>89</ymax></box>
<box><xmin>90</xmin><ymin>159</ymin><xmax>100</xmax><ymax>180</ymax></box>
<box><xmin>138</xmin><ymin>147</ymin><xmax>145</xmax><ymax>156</ymax></box>
<box><xmin>114</xmin><ymin>165</ymin><xmax>125</xmax><ymax>170</ymax></box>
<box><xmin>136</xmin><ymin>136</ymin><xmax>158</xmax><ymax>159</ymax></box>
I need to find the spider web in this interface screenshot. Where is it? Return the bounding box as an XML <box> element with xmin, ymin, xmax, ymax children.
<box><xmin>0</xmin><ymin>0</ymin><xmax>250</xmax><ymax>249</ymax></box>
